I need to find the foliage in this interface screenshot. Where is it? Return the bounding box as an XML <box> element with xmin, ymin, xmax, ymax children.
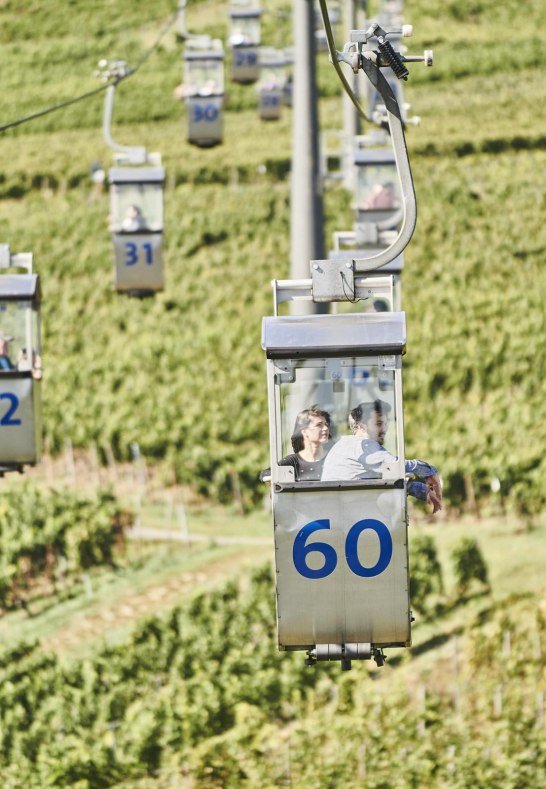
<box><xmin>409</xmin><ymin>532</ymin><xmax>444</xmax><ymax>615</ymax></box>
<box><xmin>0</xmin><ymin>565</ymin><xmax>544</xmax><ymax>785</ymax></box>
<box><xmin>0</xmin><ymin>0</ymin><xmax>544</xmax><ymax>514</ymax></box>
<box><xmin>451</xmin><ymin>536</ymin><xmax>490</xmax><ymax>596</ymax></box>
<box><xmin>0</xmin><ymin>484</ymin><xmax>131</xmax><ymax>611</ymax></box>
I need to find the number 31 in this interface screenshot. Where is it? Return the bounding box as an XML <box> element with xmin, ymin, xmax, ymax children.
<box><xmin>124</xmin><ymin>242</ymin><xmax>154</xmax><ymax>266</ymax></box>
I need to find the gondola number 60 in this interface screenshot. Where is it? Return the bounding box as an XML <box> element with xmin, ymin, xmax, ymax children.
<box><xmin>292</xmin><ymin>518</ymin><xmax>392</xmax><ymax>579</ymax></box>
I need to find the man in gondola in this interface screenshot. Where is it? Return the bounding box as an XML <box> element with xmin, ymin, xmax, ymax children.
<box><xmin>321</xmin><ymin>399</ymin><xmax>442</xmax><ymax>513</ymax></box>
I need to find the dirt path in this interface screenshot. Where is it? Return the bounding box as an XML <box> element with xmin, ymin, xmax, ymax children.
<box><xmin>42</xmin><ymin>546</ymin><xmax>270</xmax><ymax>658</ymax></box>
<box><xmin>128</xmin><ymin>526</ymin><xmax>270</xmax><ymax>545</ymax></box>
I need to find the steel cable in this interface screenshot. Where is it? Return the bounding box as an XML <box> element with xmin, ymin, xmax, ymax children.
<box><xmin>0</xmin><ymin>10</ymin><xmax>178</xmax><ymax>134</ymax></box>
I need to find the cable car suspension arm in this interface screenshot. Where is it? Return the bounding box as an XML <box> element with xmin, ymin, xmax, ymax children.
<box><xmin>96</xmin><ymin>61</ymin><xmax>147</xmax><ymax>164</ymax></box>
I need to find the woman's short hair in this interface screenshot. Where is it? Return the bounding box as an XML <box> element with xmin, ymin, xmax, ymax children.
<box><xmin>291</xmin><ymin>405</ymin><xmax>331</xmax><ymax>453</ymax></box>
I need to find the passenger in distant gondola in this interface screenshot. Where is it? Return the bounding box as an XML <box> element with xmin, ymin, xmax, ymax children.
<box><xmin>17</xmin><ymin>347</ymin><xmax>43</xmax><ymax>380</ymax></box>
<box><xmin>0</xmin><ymin>334</ymin><xmax>15</xmax><ymax>371</ymax></box>
<box><xmin>362</xmin><ymin>181</ymin><xmax>398</xmax><ymax>210</ymax></box>
<box><xmin>260</xmin><ymin>404</ymin><xmax>332</xmax><ymax>482</ymax></box>
<box><xmin>121</xmin><ymin>204</ymin><xmax>147</xmax><ymax>232</ymax></box>
<box><xmin>321</xmin><ymin>399</ymin><xmax>442</xmax><ymax>512</ymax></box>
<box><xmin>229</xmin><ymin>27</ymin><xmax>253</xmax><ymax>47</ymax></box>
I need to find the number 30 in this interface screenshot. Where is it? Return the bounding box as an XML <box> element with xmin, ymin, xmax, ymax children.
<box><xmin>292</xmin><ymin>518</ymin><xmax>393</xmax><ymax>579</ymax></box>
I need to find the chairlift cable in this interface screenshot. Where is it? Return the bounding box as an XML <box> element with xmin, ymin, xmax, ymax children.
<box><xmin>0</xmin><ymin>84</ymin><xmax>112</xmax><ymax>134</ymax></box>
<box><xmin>0</xmin><ymin>10</ymin><xmax>178</xmax><ymax>135</ymax></box>
<box><xmin>131</xmin><ymin>10</ymin><xmax>179</xmax><ymax>73</ymax></box>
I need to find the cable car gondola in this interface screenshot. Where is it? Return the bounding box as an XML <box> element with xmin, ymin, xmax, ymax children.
<box><xmin>183</xmin><ymin>38</ymin><xmax>225</xmax><ymax>147</ymax></box>
<box><xmin>263</xmin><ymin>295</ymin><xmax>409</xmax><ymax>670</ymax></box>
<box><xmin>97</xmin><ymin>63</ymin><xmax>166</xmax><ymax>297</ymax></box>
<box><xmin>109</xmin><ymin>162</ymin><xmax>165</xmax><ymax>296</ymax></box>
<box><xmin>228</xmin><ymin>6</ymin><xmax>261</xmax><ymax>84</ymax></box>
<box><xmin>257</xmin><ymin>49</ymin><xmax>286</xmax><ymax>121</ymax></box>
<box><xmin>0</xmin><ymin>245</ymin><xmax>42</xmax><ymax>472</ymax></box>
<box><xmin>262</xmin><ymin>22</ymin><xmax>435</xmax><ymax>669</ymax></box>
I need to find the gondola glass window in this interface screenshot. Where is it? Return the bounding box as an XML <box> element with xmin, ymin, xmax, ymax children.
<box><xmin>274</xmin><ymin>355</ymin><xmax>402</xmax><ymax>483</ymax></box>
<box><xmin>356</xmin><ymin>161</ymin><xmax>401</xmax><ymax>213</ymax></box>
<box><xmin>185</xmin><ymin>58</ymin><xmax>225</xmax><ymax>97</ymax></box>
<box><xmin>110</xmin><ymin>175</ymin><xmax>164</xmax><ymax>233</ymax></box>
<box><xmin>228</xmin><ymin>11</ymin><xmax>261</xmax><ymax>47</ymax></box>
<box><xmin>0</xmin><ymin>300</ymin><xmax>40</xmax><ymax>371</ymax></box>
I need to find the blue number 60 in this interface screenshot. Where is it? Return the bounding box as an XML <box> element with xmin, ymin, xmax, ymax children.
<box><xmin>293</xmin><ymin>518</ymin><xmax>392</xmax><ymax>579</ymax></box>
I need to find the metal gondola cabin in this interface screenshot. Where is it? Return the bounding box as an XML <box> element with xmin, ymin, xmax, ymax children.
<box><xmin>228</xmin><ymin>6</ymin><xmax>261</xmax><ymax>84</ymax></box>
<box><xmin>262</xmin><ymin>20</ymin><xmax>434</xmax><ymax>669</ymax></box>
<box><xmin>354</xmin><ymin>141</ymin><xmax>400</xmax><ymax>228</ymax></box>
<box><xmin>0</xmin><ymin>245</ymin><xmax>42</xmax><ymax>472</ymax></box>
<box><xmin>262</xmin><ymin>293</ymin><xmax>409</xmax><ymax>670</ymax></box>
<box><xmin>257</xmin><ymin>49</ymin><xmax>286</xmax><ymax>121</ymax></box>
<box><xmin>109</xmin><ymin>162</ymin><xmax>165</xmax><ymax>296</ymax></box>
<box><xmin>183</xmin><ymin>39</ymin><xmax>225</xmax><ymax>147</ymax></box>
<box><xmin>97</xmin><ymin>64</ymin><xmax>166</xmax><ymax>297</ymax></box>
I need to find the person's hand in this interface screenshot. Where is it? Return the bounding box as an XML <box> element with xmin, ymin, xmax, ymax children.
<box><xmin>426</xmin><ymin>473</ymin><xmax>442</xmax><ymax>514</ymax></box>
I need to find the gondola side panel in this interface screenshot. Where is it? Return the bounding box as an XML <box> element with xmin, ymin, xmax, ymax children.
<box><xmin>0</xmin><ymin>376</ymin><xmax>40</xmax><ymax>464</ymax></box>
<box><xmin>273</xmin><ymin>487</ymin><xmax>410</xmax><ymax>648</ymax></box>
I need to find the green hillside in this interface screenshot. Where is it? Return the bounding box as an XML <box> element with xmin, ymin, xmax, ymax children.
<box><xmin>1</xmin><ymin>2</ymin><xmax>545</xmax><ymax>784</ymax></box>
<box><xmin>0</xmin><ymin>526</ymin><xmax>545</xmax><ymax>786</ymax></box>
<box><xmin>1</xmin><ymin>0</ymin><xmax>545</xmax><ymax>513</ymax></box>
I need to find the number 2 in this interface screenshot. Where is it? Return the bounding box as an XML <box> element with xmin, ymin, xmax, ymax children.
<box><xmin>0</xmin><ymin>393</ymin><xmax>22</xmax><ymax>426</ymax></box>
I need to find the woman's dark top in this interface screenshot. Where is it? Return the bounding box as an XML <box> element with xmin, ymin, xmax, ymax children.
<box><xmin>260</xmin><ymin>453</ymin><xmax>327</xmax><ymax>482</ymax></box>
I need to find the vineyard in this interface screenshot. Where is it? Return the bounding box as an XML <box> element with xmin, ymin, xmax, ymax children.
<box><xmin>0</xmin><ymin>0</ymin><xmax>544</xmax><ymax>511</ymax></box>
<box><xmin>0</xmin><ymin>562</ymin><xmax>544</xmax><ymax>786</ymax></box>
<box><xmin>0</xmin><ymin>484</ymin><xmax>131</xmax><ymax>612</ymax></box>
<box><xmin>1</xmin><ymin>0</ymin><xmax>545</xmax><ymax>784</ymax></box>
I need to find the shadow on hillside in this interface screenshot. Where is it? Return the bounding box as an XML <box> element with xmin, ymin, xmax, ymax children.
<box><xmin>386</xmin><ymin>589</ymin><xmax>536</xmax><ymax>669</ymax></box>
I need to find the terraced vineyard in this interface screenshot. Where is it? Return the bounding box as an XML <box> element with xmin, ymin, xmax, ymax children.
<box><xmin>0</xmin><ymin>562</ymin><xmax>544</xmax><ymax>785</ymax></box>
<box><xmin>0</xmin><ymin>0</ymin><xmax>545</xmax><ymax>784</ymax></box>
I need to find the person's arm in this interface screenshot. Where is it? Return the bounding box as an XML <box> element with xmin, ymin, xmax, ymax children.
<box><xmin>405</xmin><ymin>459</ymin><xmax>437</xmax><ymax>478</ymax></box>
<box><xmin>408</xmin><ymin>480</ymin><xmax>427</xmax><ymax>501</ymax></box>
<box><xmin>405</xmin><ymin>460</ymin><xmax>442</xmax><ymax>513</ymax></box>
<box><xmin>407</xmin><ymin>478</ymin><xmax>442</xmax><ymax>513</ymax></box>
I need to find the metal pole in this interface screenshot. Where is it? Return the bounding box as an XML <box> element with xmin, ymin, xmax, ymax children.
<box><xmin>342</xmin><ymin>0</ymin><xmax>360</xmax><ymax>189</ymax></box>
<box><xmin>290</xmin><ymin>0</ymin><xmax>325</xmax><ymax>315</ymax></box>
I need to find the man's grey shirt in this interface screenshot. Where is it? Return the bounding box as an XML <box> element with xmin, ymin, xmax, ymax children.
<box><xmin>321</xmin><ymin>436</ymin><xmax>437</xmax><ymax>501</ymax></box>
